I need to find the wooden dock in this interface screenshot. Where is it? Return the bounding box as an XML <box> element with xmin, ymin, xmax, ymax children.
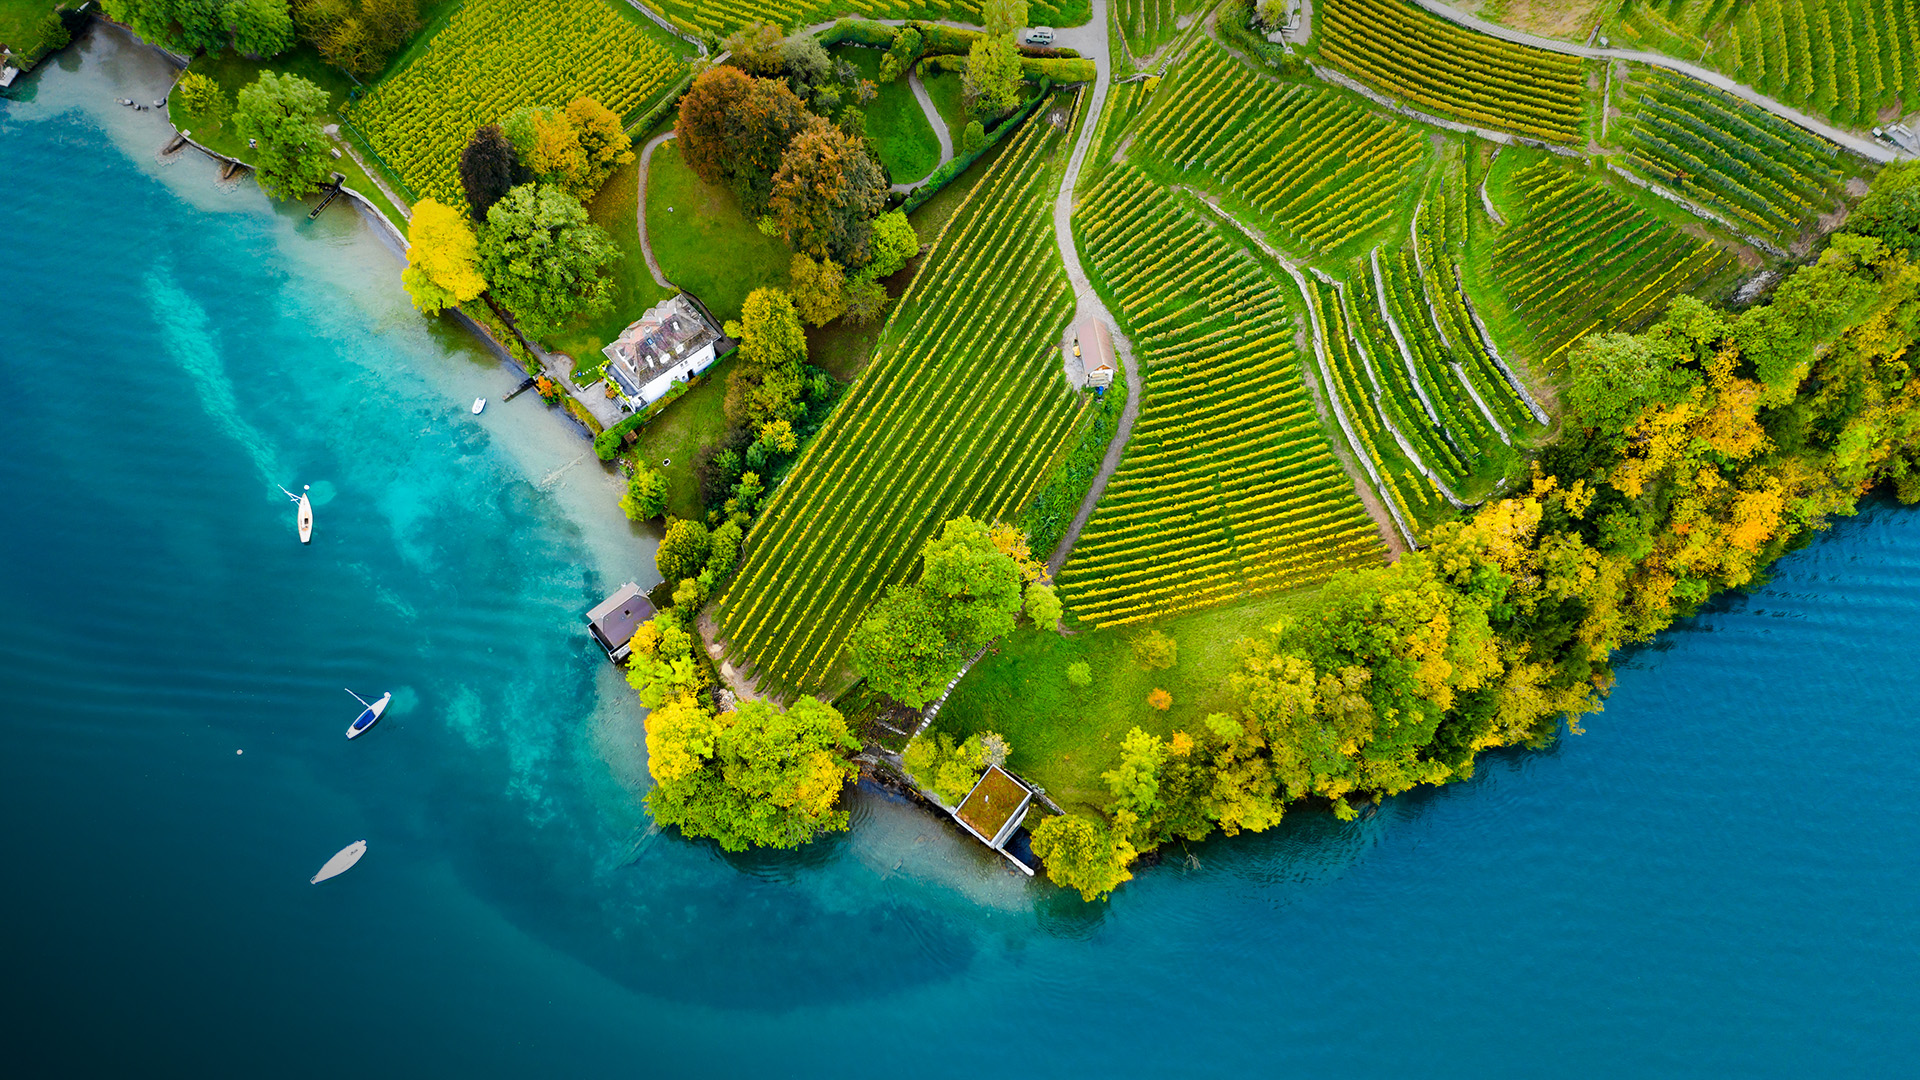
<box><xmin>501</xmin><ymin>376</ymin><xmax>538</xmax><ymax>402</ymax></box>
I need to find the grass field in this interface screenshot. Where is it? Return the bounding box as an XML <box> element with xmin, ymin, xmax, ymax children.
<box><xmin>717</xmin><ymin>100</ymin><xmax>1085</xmax><ymax>698</ymax></box>
<box><xmin>834</xmin><ymin>45</ymin><xmax>941</xmax><ymax>184</ymax></box>
<box><xmin>921</xmin><ymin>69</ymin><xmax>971</xmax><ymax>141</ymax></box>
<box><xmin>1058</xmin><ymin>166</ymin><xmax>1385</xmax><ymax>628</ymax></box>
<box><xmin>625</xmin><ymin>355</ymin><xmax>738</xmax><ymax>520</ymax></box>
<box><xmin>344</xmin><ymin>0</ymin><xmax>688</xmax><ymax>205</ymax></box>
<box><xmin>546</xmin><ymin>153</ymin><xmax>674</xmax><ymax>368</ymax></box>
<box><xmin>0</xmin><ymin>0</ymin><xmax>61</xmax><ymax>64</ymax></box>
<box><xmin>931</xmin><ymin>587</ymin><xmax>1322</xmax><ymax>811</ymax></box>
<box><xmin>645</xmin><ymin>139</ymin><xmax>791</xmax><ymax>323</ymax></box>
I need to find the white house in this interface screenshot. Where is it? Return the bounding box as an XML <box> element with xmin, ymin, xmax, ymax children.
<box><xmin>601</xmin><ymin>294</ymin><xmax>724</xmax><ymax>410</ymax></box>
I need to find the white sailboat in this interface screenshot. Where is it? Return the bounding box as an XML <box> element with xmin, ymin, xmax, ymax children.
<box><xmin>345</xmin><ymin>688</ymin><xmax>390</xmax><ymax>740</ymax></box>
<box><xmin>279</xmin><ymin>484</ymin><xmax>313</xmax><ymax>543</ymax></box>
<box><xmin>311</xmin><ymin>839</ymin><xmax>366</xmax><ymax>884</ymax></box>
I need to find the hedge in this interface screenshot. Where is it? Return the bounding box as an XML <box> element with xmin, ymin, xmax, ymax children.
<box><xmin>899</xmin><ymin>80</ymin><xmax>1053</xmax><ymax>214</ymax></box>
<box><xmin>818</xmin><ymin>18</ymin><xmax>899</xmax><ymax>48</ymax></box>
<box><xmin>918</xmin><ymin>53</ymin><xmax>1095</xmax><ymax>85</ymax></box>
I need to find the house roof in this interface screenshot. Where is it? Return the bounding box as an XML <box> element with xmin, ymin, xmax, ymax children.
<box><xmin>1077</xmin><ymin>317</ymin><xmax>1116</xmax><ymax>376</ymax></box>
<box><xmin>955</xmin><ymin>765</ymin><xmax>1034</xmax><ymax>848</ymax></box>
<box><xmin>586</xmin><ymin>582</ymin><xmax>653</xmax><ymax>656</ymax></box>
<box><xmin>602</xmin><ymin>294</ymin><xmax>719</xmax><ymax>385</ymax></box>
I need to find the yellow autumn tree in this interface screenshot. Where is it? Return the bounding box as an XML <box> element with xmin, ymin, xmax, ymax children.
<box><xmin>400</xmin><ymin>198</ymin><xmax>486</xmax><ymax>314</ymax></box>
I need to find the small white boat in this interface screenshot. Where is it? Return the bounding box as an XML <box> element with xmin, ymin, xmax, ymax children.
<box><xmin>472</xmin><ymin>397</ymin><xmax>486</xmax><ymax>414</ymax></box>
<box><xmin>297</xmin><ymin>491</ymin><xmax>313</xmax><ymax>544</ymax></box>
<box><xmin>311</xmin><ymin>839</ymin><xmax>367</xmax><ymax>884</ymax></box>
<box><xmin>345</xmin><ymin>688</ymin><xmax>391</xmax><ymax>739</ymax></box>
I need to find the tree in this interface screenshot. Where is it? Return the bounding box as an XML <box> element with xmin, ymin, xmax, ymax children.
<box><xmin>1130</xmin><ymin>629</ymin><xmax>1177</xmax><ymax>670</ymax></box>
<box><xmin>175</xmin><ymin>72</ymin><xmax>229</xmax><ymax>121</ymax></box>
<box><xmin>1848</xmin><ymin>160</ymin><xmax>1920</xmax><ymax>257</ymax></box>
<box><xmin>706</xmin><ymin>519</ymin><xmax>745</xmax><ymax>579</ymax></box>
<box><xmin>621</xmin><ymin>466</ymin><xmax>669</xmax><ymax>521</ymax></box>
<box><xmin>780</xmin><ymin>34</ymin><xmax>833</xmax><ymax>101</ymax></box>
<box><xmin>103</xmin><ymin>0</ymin><xmax>226</xmax><ymax>52</ymax></box>
<box><xmin>564</xmin><ymin>96</ymin><xmax>634</xmax><ymax>200</ymax></box>
<box><xmin>477</xmin><ymin>183</ymin><xmax>619</xmax><ymax>335</ymax></box>
<box><xmin>841</xmin><ymin>277</ymin><xmax>892</xmax><ymax>327</ymax></box>
<box><xmin>296</xmin><ymin>0</ymin><xmax>417</xmax><ymax>76</ymax></box>
<box><xmin>502</xmin><ymin>104</ymin><xmax>586</xmax><ymax>193</ymax></box>
<box><xmin>227</xmin><ymin>0</ymin><xmax>295</xmax><ymax>57</ymax></box>
<box><xmin>678</xmin><ymin>67</ymin><xmax>811</xmax><ymax>215</ymax></box>
<box><xmin>1030</xmin><ymin>812</ymin><xmax>1135</xmax><ymax>901</ymax></box>
<box><xmin>625</xmin><ymin>609</ymin><xmax>708</xmax><ymax>708</ymax></box>
<box><xmin>645</xmin><ymin>696</ymin><xmax>863</xmax><ymax>851</ymax></box>
<box><xmin>723</xmin><ymin>21</ymin><xmax>785</xmax><ymax>74</ymax></box>
<box><xmin>725</xmin><ymin>287</ymin><xmax>809</xmax><ymax>407</ymax></box>
<box><xmin>965</xmin><ymin>0</ymin><xmax>1028</xmax><ymax>116</ymax></box>
<box><xmin>657</xmin><ymin>517</ymin><xmax>712</xmax><ymax>583</ymax></box>
<box><xmin>770</xmin><ymin>116</ymin><xmax>889</xmax><ymax>265</ymax></box>
<box><xmin>849</xmin><ymin>583</ymin><xmax>953</xmax><ymax>708</ymax></box>
<box><xmin>862</xmin><ymin>210</ymin><xmax>919</xmax><ymax>279</ymax></box>
<box><xmin>788</xmin><ymin>254</ymin><xmax>847</xmax><ymax>326</ymax></box>
<box><xmin>1104</xmin><ymin>728</ymin><xmax>1166</xmax><ymax>830</ymax></box>
<box><xmin>1066</xmin><ymin>660</ymin><xmax>1092</xmax><ymax>688</ymax></box>
<box><xmin>1024</xmin><ymin>581</ymin><xmax>1062</xmax><ymax>628</ymax></box>
<box><xmin>400</xmin><ymin>198</ymin><xmax>485</xmax><ymax>314</ymax></box>
<box><xmin>959</xmin><ymin>118</ymin><xmax>986</xmax><ymax>154</ymax></box>
<box><xmin>459</xmin><ymin>125</ymin><xmax>523</xmax><ymax>221</ymax></box>
<box><xmin>232</xmin><ymin>71</ymin><xmax>333</xmax><ymax>200</ymax></box>
<box><xmin>1147</xmin><ymin>688</ymin><xmax>1172</xmax><ymax>710</ymax></box>
<box><xmin>902</xmin><ymin>731</ymin><xmax>1007</xmax><ymax>804</ymax></box>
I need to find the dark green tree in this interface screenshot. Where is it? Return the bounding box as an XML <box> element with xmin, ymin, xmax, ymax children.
<box><xmin>458</xmin><ymin>124</ymin><xmax>524</xmax><ymax>221</ymax></box>
<box><xmin>477</xmin><ymin>183</ymin><xmax>619</xmax><ymax>335</ymax></box>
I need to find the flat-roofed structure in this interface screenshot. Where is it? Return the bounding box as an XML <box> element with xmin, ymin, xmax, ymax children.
<box><xmin>585</xmin><ymin>581</ymin><xmax>653</xmax><ymax>663</ymax></box>
<box><xmin>602</xmin><ymin>294</ymin><xmax>726</xmax><ymax>410</ymax></box>
<box><xmin>952</xmin><ymin>765</ymin><xmax>1037</xmax><ymax>874</ymax></box>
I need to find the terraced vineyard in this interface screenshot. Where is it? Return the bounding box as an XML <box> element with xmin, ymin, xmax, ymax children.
<box><xmin>1115</xmin><ymin>0</ymin><xmax>1204</xmax><ymax>59</ymax></box>
<box><xmin>1131</xmin><ymin>40</ymin><xmax>1430</xmax><ymax>254</ymax></box>
<box><xmin>1318</xmin><ymin>0</ymin><xmax>1588</xmax><ymax>143</ymax></box>
<box><xmin>1618</xmin><ymin>67</ymin><xmax>1850</xmax><ymax>248</ymax></box>
<box><xmin>717</xmin><ymin>105</ymin><xmax>1084</xmax><ymax>696</ymax></box>
<box><xmin>1057</xmin><ymin>166</ymin><xmax>1384</xmax><ymax>628</ymax></box>
<box><xmin>1610</xmin><ymin>0</ymin><xmax>1920</xmax><ymax>128</ymax></box>
<box><xmin>1489</xmin><ymin>159</ymin><xmax>1738</xmax><ymax>367</ymax></box>
<box><xmin>646</xmin><ymin>0</ymin><xmax>1085</xmax><ymax>40</ymax></box>
<box><xmin>345</xmin><ymin>0</ymin><xmax>682</xmax><ymax>204</ymax></box>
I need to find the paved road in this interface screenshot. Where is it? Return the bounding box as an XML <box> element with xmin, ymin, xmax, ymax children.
<box><xmin>1042</xmin><ymin>0</ymin><xmax>1148</xmax><ymax>577</ymax></box>
<box><xmin>1404</xmin><ymin>0</ymin><xmax>1905</xmax><ymax>163</ymax></box>
<box><xmin>635</xmin><ymin>131</ymin><xmax>677</xmax><ymax>290</ymax></box>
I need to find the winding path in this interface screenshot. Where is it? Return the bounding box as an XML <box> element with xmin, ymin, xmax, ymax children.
<box><xmin>635</xmin><ymin>130</ymin><xmax>677</xmax><ymax>290</ymax></box>
<box><xmin>892</xmin><ymin>70</ymin><xmax>955</xmax><ymax>193</ymax></box>
<box><xmin>1403</xmin><ymin>0</ymin><xmax>1906</xmax><ymax>163</ymax></box>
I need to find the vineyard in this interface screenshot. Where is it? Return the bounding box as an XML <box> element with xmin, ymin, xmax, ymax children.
<box><xmin>1618</xmin><ymin>67</ymin><xmax>1851</xmax><ymax>248</ymax></box>
<box><xmin>1130</xmin><ymin>39</ymin><xmax>1430</xmax><ymax>254</ymax></box>
<box><xmin>345</xmin><ymin>0</ymin><xmax>683</xmax><ymax>204</ymax></box>
<box><xmin>1609</xmin><ymin>0</ymin><xmax>1920</xmax><ymax>129</ymax></box>
<box><xmin>715</xmin><ymin>101</ymin><xmax>1084</xmax><ymax>697</ymax></box>
<box><xmin>1114</xmin><ymin>0</ymin><xmax>1206</xmax><ymax>59</ymax></box>
<box><xmin>1056</xmin><ymin>166</ymin><xmax>1384</xmax><ymax>628</ymax></box>
<box><xmin>1318</xmin><ymin>0</ymin><xmax>1588</xmax><ymax>143</ymax></box>
<box><xmin>1488</xmin><ymin>158</ymin><xmax>1738</xmax><ymax>367</ymax></box>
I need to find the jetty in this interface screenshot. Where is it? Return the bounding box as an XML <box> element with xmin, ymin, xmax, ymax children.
<box><xmin>501</xmin><ymin>376</ymin><xmax>538</xmax><ymax>402</ymax></box>
<box><xmin>307</xmin><ymin>172</ymin><xmax>347</xmax><ymax>220</ymax></box>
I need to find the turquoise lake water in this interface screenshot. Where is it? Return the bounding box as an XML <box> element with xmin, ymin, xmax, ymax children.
<box><xmin>4</xmin><ymin>27</ymin><xmax>1917</xmax><ymax>1076</ymax></box>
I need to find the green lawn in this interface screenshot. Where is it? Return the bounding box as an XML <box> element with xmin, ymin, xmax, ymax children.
<box><xmin>626</xmin><ymin>354</ymin><xmax>736</xmax><ymax>520</ymax></box>
<box><xmin>930</xmin><ymin>587</ymin><xmax>1323</xmax><ymax>812</ymax></box>
<box><xmin>546</xmin><ymin>153</ymin><xmax>674</xmax><ymax>372</ymax></box>
<box><xmin>922</xmin><ymin>70</ymin><xmax>970</xmax><ymax>141</ymax></box>
<box><xmin>645</xmin><ymin>139</ymin><xmax>789</xmax><ymax>324</ymax></box>
<box><xmin>0</xmin><ymin>0</ymin><xmax>60</xmax><ymax>65</ymax></box>
<box><xmin>834</xmin><ymin>46</ymin><xmax>941</xmax><ymax>185</ymax></box>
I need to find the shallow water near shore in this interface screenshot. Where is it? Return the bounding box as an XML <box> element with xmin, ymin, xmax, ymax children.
<box><xmin>4</xmin><ymin>25</ymin><xmax>1918</xmax><ymax>1077</ymax></box>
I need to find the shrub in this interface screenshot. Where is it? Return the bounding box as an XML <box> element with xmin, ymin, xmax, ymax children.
<box><xmin>1031</xmin><ymin>813</ymin><xmax>1135</xmax><ymax>901</ymax></box>
<box><xmin>1066</xmin><ymin>660</ymin><xmax>1092</xmax><ymax>688</ymax></box>
<box><xmin>657</xmin><ymin>517</ymin><xmax>711</xmax><ymax>582</ymax></box>
<box><xmin>1130</xmin><ymin>629</ymin><xmax>1177</xmax><ymax>670</ymax></box>
<box><xmin>176</xmin><ymin>72</ymin><xmax>228</xmax><ymax>119</ymax></box>
<box><xmin>1147</xmin><ymin>688</ymin><xmax>1172</xmax><ymax>710</ymax></box>
<box><xmin>621</xmin><ymin>467</ymin><xmax>669</xmax><ymax>521</ymax></box>
<box><xmin>959</xmin><ymin>119</ymin><xmax>986</xmax><ymax>154</ymax></box>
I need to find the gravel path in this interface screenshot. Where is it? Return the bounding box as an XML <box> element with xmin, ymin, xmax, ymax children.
<box><xmin>892</xmin><ymin>70</ymin><xmax>954</xmax><ymax>192</ymax></box>
<box><xmin>635</xmin><ymin>131</ymin><xmax>676</xmax><ymax>290</ymax></box>
<box><xmin>1403</xmin><ymin>0</ymin><xmax>1906</xmax><ymax>163</ymax></box>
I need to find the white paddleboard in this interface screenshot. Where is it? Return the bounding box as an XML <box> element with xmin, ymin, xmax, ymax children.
<box><xmin>311</xmin><ymin>839</ymin><xmax>366</xmax><ymax>884</ymax></box>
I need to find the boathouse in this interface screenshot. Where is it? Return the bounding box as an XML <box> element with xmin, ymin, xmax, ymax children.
<box><xmin>585</xmin><ymin>582</ymin><xmax>653</xmax><ymax>663</ymax></box>
<box><xmin>601</xmin><ymin>294</ymin><xmax>728</xmax><ymax>411</ymax></box>
<box><xmin>952</xmin><ymin>765</ymin><xmax>1038</xmax><ymax>875</ymax></box>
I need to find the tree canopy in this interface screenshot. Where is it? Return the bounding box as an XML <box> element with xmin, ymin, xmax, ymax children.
<box><xmin>400</xmin><ymin>198</ymin><xmax>486</xmax><ymax>315</ymax></box>
<box><xmin>677</xmin><ymin>67</ymin><xmax>811</xmax><ymax>218</ymax></box>
<box><xmin>458</xmin><ymin>124</ymin><xmax>524</xmax><ymax>222</ymax></box>
<box><xmin>232</xmin><ymin>71</ymin><xmax>333</xmax><ymax>201</ymax></box>
<box><xmin>769</xmin><ymin>116</ymin><xmax>889</xmax><ymax>266</ymax></box>
<box><xmin>476</xmin><ymin>183</ymin><xmax>619</xmax><ymax>336</ymax></box>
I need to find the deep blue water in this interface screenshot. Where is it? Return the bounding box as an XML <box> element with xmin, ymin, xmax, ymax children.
<box><xmin>4</xmin><ymin>27</ymin><xmax>1917</xmax><ymax>1077</ymax></box>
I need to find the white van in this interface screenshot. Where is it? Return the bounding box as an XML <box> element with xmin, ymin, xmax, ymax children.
<box><xmin>1024</xmin><ymin>26</ymin><xmax>1055</xmax><ymax>46</ymax></box>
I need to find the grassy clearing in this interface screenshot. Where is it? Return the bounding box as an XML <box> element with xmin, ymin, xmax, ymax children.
<box><xmin>626</xmin><ymin>355</ymin><xmax>737</xmax><ymax>520</ymax></box>
<box><xmin>0</xmin><ymin>0</ymin><xmax>61</xmax><ymax>64</ymax></box>
<box><xmin>922</xmin><ymin>69</ymin><xmax>970</xmax><ymax>141</ymax></box>
<box><xmin>931</xmin><ymin>587</ymin><xmax>1321</xmax><ymax>811</ymax></box>
<box><xmin>835</xmin><ymin>45</ymin><xmax>941</xmax><ymax>184</ymax></box>
<box><xmin>546</xmin><ymin>153</ymin><xmax>674</xmax><ymax>368</ymax></box>
<box><xmin>644</xmin><ymin>139</ymin><xmax>790</xmax><ymax>323</ymax></box>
